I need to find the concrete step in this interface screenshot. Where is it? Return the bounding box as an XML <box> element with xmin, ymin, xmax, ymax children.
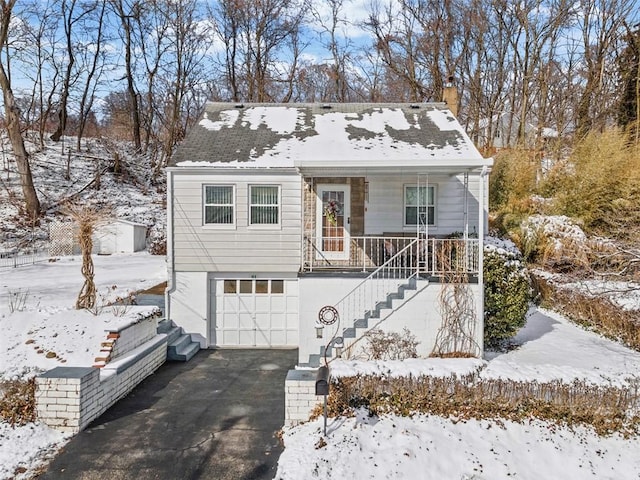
<box><xmin>165</xmin><ymin>326</ymin><xmax>183</xmax><ymax>345</ymax></box>
<box><xmin>167</xmin><ymin>334</ymin><xmax>200</xmax><ymax>361</ymax></box>
<box><xmin>156</xmin><ymin>318</ymin><xmax>174</xmax><ymax>334</ymax></box>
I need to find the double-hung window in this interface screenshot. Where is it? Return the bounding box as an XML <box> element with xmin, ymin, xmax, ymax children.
<box><xmin>250</xmin><ymin>185</ymin><xmax>279</xmax><ymax>225</ymax></box>
<box><xmin>404</xmin><ymin>185</ymin><xmax>435</xmax><ymax>226</ymax></box>
<box><xmin>204</xmin><ymin>185</ymin><xmax>234</xmax><ymax>225</ymax></box>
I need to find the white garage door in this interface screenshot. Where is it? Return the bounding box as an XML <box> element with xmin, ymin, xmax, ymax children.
<box><xmin>211</xmin><ymin>278</ymin><xmax>298</xmax><ymax>347</ymax></box>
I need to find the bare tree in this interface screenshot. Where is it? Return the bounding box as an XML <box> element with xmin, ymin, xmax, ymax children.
<box><xmin>617</xmin><ymin>22</ymin><xmax>640</xmax><ymax>142</ymax></box>
<box><xmin>111</xmin><ymin>0</ymin><xmax>142</xmax><ymax>151</ymax></box>
<box><xmin>212</xmin><ymin>0</ymin><xmax>308</xmax><ymax>102</ymax></box>
<box><xmin>154</xmin><ymin>0</ymin><xmax>211</xmax><ymax>170</ymax></box>
<box><xmin>76</xmin><ymin>0</ymin><xmax>108</xmax><ymax>149</ymax></box>
<box><xmin>0</xmin><ymin>0</ymin><xmax>41</xmax><ymax>218</ymax></box>
<box><xmin>575</xmin><ymin>0</ymin><xmax>636</xmax><ymax>136</ymax></box>
<box><xmin>50</xmin><ymin>0</ymin><xmax>98</xmax><ymax>143</ymax></box>
<box><xmin>311</xmin><ymin>0</ymin><xmax>354</xmax><ymax>102</ymax></box>
<box><xmin>22</xmin><ymin>0</ymin><xmax>61</xmax><ymax>148</ymax></box>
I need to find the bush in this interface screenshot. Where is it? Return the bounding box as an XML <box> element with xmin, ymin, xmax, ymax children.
<box><xmin>543</xmin><ymin>128</ymin><xmax>640</xmax><ymax>240</ymax></box>
<box><xmin>316</xmin><ymin>374</ymin><xmax>640</xmax><ymax>436</ymax></box>
<box><xmin>360</xmin><ymin>328</ymin><xmax>419</xmax><ymax>360</ymax></box>
<box><xmin>0</xmin><ymin>378</ymin><xmax>37</xmax><ymax>426</ymax></box>
<box><xmin>484</xmin><ymin>245</ymin><xmax>531</xmax><ymax>348</ymax></box>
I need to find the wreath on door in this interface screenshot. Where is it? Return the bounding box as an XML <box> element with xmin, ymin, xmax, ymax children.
<box><xmin>324</xmin><ymin>199</ymin><xmax>341</xmax><ymax>226</ymax></box>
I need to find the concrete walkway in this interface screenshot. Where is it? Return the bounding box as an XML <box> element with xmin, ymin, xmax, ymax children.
<box><xmin>39</xmin><ymin>349</ymin><xmax>298</xmax><ymax>480</ymax></box>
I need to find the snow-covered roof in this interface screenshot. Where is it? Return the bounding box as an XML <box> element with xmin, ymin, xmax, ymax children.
<box><xmin>169</xmin><ymin>102</ymin><xmax>489</xmax><ymax>170</ymax></box>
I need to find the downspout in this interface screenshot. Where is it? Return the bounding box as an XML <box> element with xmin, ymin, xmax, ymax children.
<box><xmin>477</xmin><ymin>165</ymin><xmax>489</xmax><ymax>356</ymax></box>
<box><xmin>165</xmin><ymin>169</ymin><xmax>176</xmax><ymax>322</ymax></box>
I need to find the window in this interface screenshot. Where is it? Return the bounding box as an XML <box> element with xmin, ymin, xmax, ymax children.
<box><xmin>250</xmin><ymin>185</ymin><xmax>279</xmax><ymax>225</ymax></box>
<box><xmin>204</xmin><ymin>185</ymin><xmax>234</xmax><ymax>225</ymax></box>
<box><xmin>224</xmin><ymin>280</ymin><xmax>237</xmax><ymax>293</ymax></box>
<box><xmin>223</xmin><ymin>279</ymin><xmax>285</xmax><ymax>295</ymax></box>
<box><xmin>255</xmin><ymin>280</ymin><xmax>269</xmax><ymax>294</ymax></box>
<box><xmin>404</xmin><ymin>185</ymin><xmax>435</xmax><ymax>226</ymax></box>
<box><xmin>271</xmin><ymin>280</ymin><xmax>284</xmax><ymax>294</ymax></box>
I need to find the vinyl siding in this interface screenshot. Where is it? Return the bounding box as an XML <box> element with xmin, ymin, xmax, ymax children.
<box><xmin>171</xmin><ymin>171</ymin><xmax>302</xmax><ymax>272</ymax></box>
<box><xmin>365</xmin><ymin>173</ymin><xmax>481</xmax><ymax>236</ymax></box>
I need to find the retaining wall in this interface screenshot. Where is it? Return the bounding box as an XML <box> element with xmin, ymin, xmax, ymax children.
<box><xmin>36</xmin><ymin>315</ymin><xmax>167</xmax><ymax>434</ymax></box>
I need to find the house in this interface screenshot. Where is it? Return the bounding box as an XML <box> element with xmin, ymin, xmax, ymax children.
<box><xmin>166</xmin><ymin>102</ymin><xmax>493</xmax><ymax>366</ymax></box>
<box><xmin>474</xmin><ymin>112</ymin><xmax>559</xmax><ymax>150</ymax></box>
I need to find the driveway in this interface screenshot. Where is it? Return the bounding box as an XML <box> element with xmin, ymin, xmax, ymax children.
<box><xmin>38</xmin><ymin>349</ymin><xmax>298</xmax><ymax>480</ymax></box>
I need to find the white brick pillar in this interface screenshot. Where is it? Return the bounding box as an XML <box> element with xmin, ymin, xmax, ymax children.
<box><xmin>285</xmin><ymin>369</ymin><xmax>325</xmax><ymax>426</ymax></box>
<box><xmin>36</xmin><ymin>367</ymin><xmax>100</xmax><ymax>434</ymax></box>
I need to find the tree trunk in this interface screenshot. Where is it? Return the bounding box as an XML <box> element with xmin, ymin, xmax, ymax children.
<box><xmin>0</xmin><ymin>0</ymin><xmax>40</xmax><ymax>219</ymax></box>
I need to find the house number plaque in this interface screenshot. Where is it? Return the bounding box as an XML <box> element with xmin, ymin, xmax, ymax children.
<box><xmin>318</xmin><ymin>305</ymin><xmax>339</xmax><ymax>325</ymax></box>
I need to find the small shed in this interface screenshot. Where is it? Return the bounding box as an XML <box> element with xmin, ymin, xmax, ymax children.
<box><xmin>93</xmin><ymin>220</ymin><xmax>147</xmax><ymax>254</ymax></box>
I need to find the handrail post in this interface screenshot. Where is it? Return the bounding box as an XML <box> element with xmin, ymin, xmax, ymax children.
<box><xmin>362</xmin><ymin>237</ymin><xmax>366</xmax><ymax>272</ymax></box>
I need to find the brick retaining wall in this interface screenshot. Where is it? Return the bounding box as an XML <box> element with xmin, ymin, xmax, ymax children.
<box><xmin>36</xmin><ymin>316</ymin><xmax>167</xmax><ymax>434</ymax></box>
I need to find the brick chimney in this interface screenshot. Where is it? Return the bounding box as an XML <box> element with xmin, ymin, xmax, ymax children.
<box><xmin>442</xmin><ymin>75</ymin><xmax>458</xmax><ymax>117</ymax></box>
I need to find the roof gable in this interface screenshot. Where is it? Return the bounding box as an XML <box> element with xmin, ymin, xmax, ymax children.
<box><xmin>170</xmin><ymin>102</ymin><xmax>486</xmax><ymax>169</ymax></box>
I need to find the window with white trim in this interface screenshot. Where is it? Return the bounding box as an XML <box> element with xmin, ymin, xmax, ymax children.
<box><xmin>222</xmin><ymin>279</ymin><xmax>285</xmax><ymax>295</ymax></box>
<box><xmin>249</xmin><ymin>185</ymin><xmax>279</xmax><ymax>225</ymax></box>
<box><xmin>204</xmin><ymin>185</ymin><xmax>234</xmax><ymax>225</ymax></box>
<box><xmin>404</xmin><ymin>185</ymin><xmax>435</xmax><ymax>226</ymax></box>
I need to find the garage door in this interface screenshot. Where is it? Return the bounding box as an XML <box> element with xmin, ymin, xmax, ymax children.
<box><xmin>211</xmin><ymin>278</ymin><xmax>298</xmax><ymax>347</ymax></box>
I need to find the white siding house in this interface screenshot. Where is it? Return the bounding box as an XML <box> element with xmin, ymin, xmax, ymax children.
<box><xmin>167</xmin><ymin>103</ymin><xmax>493</xmax><ymax>366</ymax></box>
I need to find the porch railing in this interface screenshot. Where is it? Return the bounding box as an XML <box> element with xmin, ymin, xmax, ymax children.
<box><xmin>302</xmin><ymin>235</ymin><xmax>479</xmax><ymax>276</ymax></box>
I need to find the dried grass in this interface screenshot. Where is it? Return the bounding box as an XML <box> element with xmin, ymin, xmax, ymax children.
<box><xmin>532</xmin><ymin>273</ymin><xmax>640</xmax><ymax>351</ymax></box>
<box><xmin>0</xmin><ymin>378</ymin><xmax>37</xmax><ymax>426</ymax></box>
<box><xmin>313</xmin><ymin>373</ymin><xmax>640</xmax><ymax>437</ymax></box>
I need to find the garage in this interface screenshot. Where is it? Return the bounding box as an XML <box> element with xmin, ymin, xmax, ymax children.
<box><xmin>210</xmin><ymin>278</ymin><xmax>299</xmax><ymax>347</ymax></box>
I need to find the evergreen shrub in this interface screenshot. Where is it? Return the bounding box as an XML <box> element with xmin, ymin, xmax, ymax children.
<box><xmin>483</xmin><ymin>246</ymin><xmax>531</xmax><ymax>348</ymax></box>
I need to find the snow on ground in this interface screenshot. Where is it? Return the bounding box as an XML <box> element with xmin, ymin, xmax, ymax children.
<box><xmin>0</xmin><ymin>136</ymin><xmax>165</xmax><ymax>253</ymax></box>
<box><xmin>278</xmin><ymin>307</ymin><xmax>640</xmax><ymax>479</ymax></box>
<box><xmin>331</xmin><ymin>307</ymin><xmax>640</xmax><ymax>388</ymax></box>
<box><xmin>0</xmin><ymin>423</ymin><xmax>67</xmax><ymax>480</ymax></box>
<box><xmin>0</xmin><ymin>253</ymin><xmax>167</xmax><ymax>381</ymax></box>
<box><xmin>277</xmin><ymin>410</ymin><xmax>640</xmax><ymax>480</ymax></box>
<box><xmin>0</xmin><ymin>252</ymin><xmax>166</xmax><ymax>480</ymax></box>
<box><xmin>482</xmin><ymin>307</ymin><xmax>640</xmax><ymax>386</ymax></box>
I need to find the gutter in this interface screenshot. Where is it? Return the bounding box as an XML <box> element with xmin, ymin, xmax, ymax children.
<box><xmin>165</xmin><ymin>169</ymin><xmax>176</xmax><ymax>323</ymax></box>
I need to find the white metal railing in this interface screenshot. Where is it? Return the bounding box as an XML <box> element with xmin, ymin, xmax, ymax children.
<box><xmin>302</xmin><ymin>235</ymin><xmax>479</xmax><ymax>276</ymax></box>
<box><xmin>321</xmin><ymin>238</ymin><xmax>420</xmax><ymax>362</ymax></box>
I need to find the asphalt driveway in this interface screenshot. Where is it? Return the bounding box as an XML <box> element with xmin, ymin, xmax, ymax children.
<box><xmin>38</xmin><ymin>349</ymin><xmax>298</xmax><ymax>480</ymax></box>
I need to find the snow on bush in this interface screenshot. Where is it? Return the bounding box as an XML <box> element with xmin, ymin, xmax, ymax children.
<box><xmin>484</xmin><ymin>238</ymin><xmax>531</xmax><ymax>347</ymax></box>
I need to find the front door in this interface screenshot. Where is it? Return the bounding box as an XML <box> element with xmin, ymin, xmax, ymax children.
<box><xmin>316</xmin><ymin>184</ymin><xmax>350</xmax><ymax>261</ymax></box>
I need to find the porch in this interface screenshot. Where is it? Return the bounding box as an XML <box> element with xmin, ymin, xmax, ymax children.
<box><xmin>301</xmin><ymin>235</ymin><xmax>479</xmax><ymax>277</ymax></box>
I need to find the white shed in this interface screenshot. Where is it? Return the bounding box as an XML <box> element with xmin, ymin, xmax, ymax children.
<box><xmin>93</xmin><ymin>220</ymin><xmax>147</xmax><ymax>254</ymax></box>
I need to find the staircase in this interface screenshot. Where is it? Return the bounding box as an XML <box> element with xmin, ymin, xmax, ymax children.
<box><xmin>157</xmin><ymin>318</ymin><xmax>200</xmax><ymax>362</ymax></box>
<box><xmin>307</xmin><ymin>239</ymin><xmax>426</xmax><ymax>367</ymax></box>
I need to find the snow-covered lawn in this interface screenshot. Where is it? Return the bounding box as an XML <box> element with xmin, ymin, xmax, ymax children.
<box><xmin>0</xmin><ymin>252</ymin><xmax>166</xmax><ymax>479</ymax></box>
<box><xmin>276</xmin><ymin>308</ymin><xmax>640</xmax><ymax>479</ymax></box>
<box><xmin>277</xmin><ymin>411</ymin><xmax>640</xmax><ymax>480</ymax></box>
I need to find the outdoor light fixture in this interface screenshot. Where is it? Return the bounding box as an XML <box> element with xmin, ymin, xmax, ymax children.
<box><xmin>315</xmin><ymin>321</ymin><xmax>324</xmax><ymax>339</ymax></box>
